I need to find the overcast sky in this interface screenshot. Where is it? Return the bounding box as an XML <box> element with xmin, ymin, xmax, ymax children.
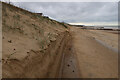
<box><xmin>11</xmin><ymin>2</ymin><xmax>118</xmax><ymax>26</ymax></box>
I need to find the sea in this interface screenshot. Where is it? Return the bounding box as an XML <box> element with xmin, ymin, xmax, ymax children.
<box><xmin>95</xmin><ymin>26</ymin><xmax>119</xmax><ymax>29</ymax></box>
<box><xmin>104</xmin><ymin>26</ymin><xmax>118</xmax><ymax>29</ymax></box>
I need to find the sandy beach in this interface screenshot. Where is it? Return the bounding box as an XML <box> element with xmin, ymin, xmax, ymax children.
<box><xmin>2</xmin><ymin>2</ymin><xmax>118</xmax><ymax>78</ymax></box>
<box><xmin>70</xmin><ymin>27</ymin><xmax>118</xmax><ymax>78</ymax></box>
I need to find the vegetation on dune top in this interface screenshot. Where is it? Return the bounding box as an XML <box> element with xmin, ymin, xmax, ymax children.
<box><xmin>2</xmin><ymin>2</ymin><xmax>68</xmax><ymax>29</ymax></box>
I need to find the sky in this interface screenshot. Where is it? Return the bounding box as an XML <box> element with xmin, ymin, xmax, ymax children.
<box><xmin>2</xmin><ymin>0</ymin><xmax>118</xmax><ymax>26</ymax></box>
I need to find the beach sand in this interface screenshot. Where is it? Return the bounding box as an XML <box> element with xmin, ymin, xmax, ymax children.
<box><xmin>70</xmin><ymin>27</ymin><xmax>118</xmax><ymax>78</ymax></box>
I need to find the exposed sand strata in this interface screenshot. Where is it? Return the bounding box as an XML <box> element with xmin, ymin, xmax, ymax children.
<box><xmin>70</xmin><ymin>27</ymin><xmax>118</xmax><ymax>78</ymax></box>
<box><xmin>3</xmin><ymin>31</ymin><xmax>71</xmax><ymax>78</ymax></box>
<box><xmin>2</xmin><ymin>2</ymin><xmax>70</xmax><ymax>78</ymax></box>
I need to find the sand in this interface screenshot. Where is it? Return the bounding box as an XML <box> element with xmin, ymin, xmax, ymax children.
<box><xmin>2</xmin><ymin>2</ymin><xmax>118</xmax><ymax>78</ymax></box>
<box><xmin>87</xmin><ymin>30</ymin><xmax>118</xmax><ymax>52</ymax></box>
<box><xmin>70</xmin><ymin>27</ymin><xmax>118</xmax><ymax>78</ymax></box>
<box><xmin>2</xmin><ymin>2</ymin><xmax>69</xmax><ymax>78</ymax></box>
<box><xmin>58</xmin><ymin>34</ymin><xmax>80</xmax><ymax>78</ymax></box>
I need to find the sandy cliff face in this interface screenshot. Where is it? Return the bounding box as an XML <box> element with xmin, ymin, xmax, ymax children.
<box><xmin>2</xmin><ymin>2</ymin><xmax>70</xmax><ymax>78</ymax></box>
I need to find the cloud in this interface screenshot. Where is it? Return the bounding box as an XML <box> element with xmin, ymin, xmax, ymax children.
<box><xmin>12</xmin><ymin>2</ymin><xmax>118</xmax><ymax>25</ymax></box>
<box><xmin>1</xmin><ymin>0</ymin><xmax>119</xmax><ymax>2</ymax></box>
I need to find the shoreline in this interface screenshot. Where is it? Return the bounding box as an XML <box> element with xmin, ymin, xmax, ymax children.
<box><xmin>80</xmin><ymin>26</ymin><xmax>120</xmax><ymax>31</ymax></box>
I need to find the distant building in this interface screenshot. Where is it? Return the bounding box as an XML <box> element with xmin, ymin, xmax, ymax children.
<box><xmin>35</xmin><ymin>13</ymin><xmax>43</xmax><ymax>16</ymax></box>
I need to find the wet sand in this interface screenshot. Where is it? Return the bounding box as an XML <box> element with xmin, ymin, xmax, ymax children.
<box><xmin>58</xmin><ymin>34</ymin><xmax>80</xmax><ymax>78</ymax></box>
<box><xmin>70</xmin><ymin>27</ymin><xmax>118</xmax><ymax>78</ymax></box>
<box><xmin>87</xmin><ymin>30</ymin><xmax>118</xmax><ymax>52</ymax></box>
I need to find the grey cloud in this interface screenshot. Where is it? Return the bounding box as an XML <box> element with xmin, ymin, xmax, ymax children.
<box><xmin>12</xmin><ymin>2</ymin><xmax>118</xmax><ymax>23</ymax></box>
